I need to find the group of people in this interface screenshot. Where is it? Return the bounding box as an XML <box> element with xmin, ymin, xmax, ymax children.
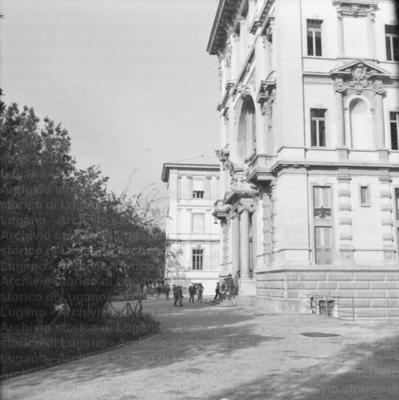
<box><xmin>141</xmin><ymin>281</ymin><xmax>171</xmax><ymax>300</ymax></box>
<box><xmin>213</xmin><ymin>272</ymin><xmax>239</xmax><ymax>302</ymax></box>
<box><xmin>188</xmin><ymin>283</ymin><xmax>204</xmax><ymax>303</ymax></box>
<box><xmin>141</xmin><ymin>273</ymin><xmax>240</xmax><ymax>306</ymax></box>
<box><xmin>172</xmin><ymin>283</ymin><xmax>204</xmax><ymax>306</ymax></box>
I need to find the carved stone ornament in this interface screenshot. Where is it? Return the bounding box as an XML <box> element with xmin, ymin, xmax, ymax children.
<box><xmin>314</xmin><ymin>207</ymin><xmax>332</xmax><ymax>219</ymax></box>
<box><xmin>215</xmin><ymin>144</ymin><xmax>230</xmax><ymax>163</ymax></box>
<box><xmin>217</xmin><ymin>58</ymin><xmax>223</xmax><ymax>91</ymax></box>
<box><xmin>224</xmin><ymin>41</ymin><xmax>232</xmax><ymax>68</ymax></box>
<box><xmin>330</xmin><ymin>60</ymin><xmax>390</xmax><ymax>96</ymax></box>
<box><xmin>236</xmin><ymin>84</ymin><xmax>252</xmax><ymax>98</ymax></box>
<box><xmin>334</xmin><ymin>1</ymin><xmax>377</xmax><ymax>18</ymax></box>
<box><xmin>265</xmin><ymin>17</ymin><xmax>275</xmax><ymax>43</ymax></box>
<box><xmin>257</xmin><ymin>79</ymin><xmax>276</xmax><ymax>115</ymax></box>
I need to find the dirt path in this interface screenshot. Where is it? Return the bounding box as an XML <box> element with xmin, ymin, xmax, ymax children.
<box><xmin>1</xmin><ymin>298</ymin><xmax>399</xmax><ymax>400</ymax></box>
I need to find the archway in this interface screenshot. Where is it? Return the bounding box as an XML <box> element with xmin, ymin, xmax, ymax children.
<box><xmin>349</xmin><ymin>97</ymin><xmax>373</xmax><ymax>150</ymax></box>
<box><xmin>237</xmin><ymin>96</ymin><xmax>256</xmax><ymax>162</ymax></box>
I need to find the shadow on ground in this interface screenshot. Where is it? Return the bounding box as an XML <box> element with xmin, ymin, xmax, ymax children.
<box><xmin>8</xmin><ymin>303</ymin><xmax>282</xmax><ymax>388</ymax></box>
<box><xmin>208</xmin><ymin>333</ymin><xmax>399</xmax><ymax>400</ymax></box>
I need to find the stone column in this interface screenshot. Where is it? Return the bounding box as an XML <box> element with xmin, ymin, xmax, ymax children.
<box><xmin>337</xmin><ymin>14</ymin><xmax>344</xmax><ymax>57</ymax></box>
<box><xmin>239</xmin><ymin>18</ymin><xmax>247</xmax><ymax>66</ymax></box>
<box><xmin>231</xmin><ymin>212</ymin><xmax>240</xmax><ymax>277</ymax></box>
<box><xmin>204</xmin><ymin>176</ymin><xmax>211</xmax><ymax>200</ymax></box>
<box><xmin>367</xmin><ymin>11</ymin><xmax>376</xmax><ymax>59</ymax></box>
<box><xmin>231</xmin><ymin>33</ymin><xmax>239</xmax><ymax>80</ymax></box>
<box><xmin>186</xmin><ymin>176</ymin><xmax>192</xmax><ymax>199</ymax></box>
<box><xmin>240</xmin><ymin>208</ymin><xmax>250</xmax><ymax>279</ymax></box>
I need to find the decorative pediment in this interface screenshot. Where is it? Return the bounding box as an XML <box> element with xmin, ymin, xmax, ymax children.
<box><xmin>329</xmin><ymin>60</ymin><xmax>390</xmax><ymax>94</ymax></box>
<box><xmin>330</xmin><ymin>59</ymin><xmax>390</xmax><ymax>79</ymax></box>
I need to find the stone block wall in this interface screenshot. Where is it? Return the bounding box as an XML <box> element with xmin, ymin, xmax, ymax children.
<box><xmin>256</xmin><ymin>269</ymin><xmax>399</xmax><ymax>319</ymax></box>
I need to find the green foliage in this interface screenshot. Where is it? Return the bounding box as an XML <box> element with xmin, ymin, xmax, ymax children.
<box><xmin>1</xmin><ymin>101</ymin><xmax>166</xmax><ymax>324</ymax></box>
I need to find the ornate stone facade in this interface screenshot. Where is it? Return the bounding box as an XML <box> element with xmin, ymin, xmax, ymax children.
<box><xmin>207</xmin><ymin>0</ymin><xmax>399</xmax><ymax>318</ymax></box>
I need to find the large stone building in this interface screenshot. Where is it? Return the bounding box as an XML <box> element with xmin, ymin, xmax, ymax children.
<box><xmin>161</xmin><ymin>163</ymin><xmax>221</xmax><ymax>295</ymax></box>
<box><xmin>207</xmin><ymin>0</ymin><xmax>399</xmax><ymax>318</ymax></box>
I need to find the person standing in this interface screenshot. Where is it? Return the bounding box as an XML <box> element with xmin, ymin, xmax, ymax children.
<box><xmin>226</xmin><ymin>274</ymin><xmax>234</xmax><ymax>300</ymax></box>
<box><xmin>177</xmin><ymin>285</ymin><xmax>183</xmax><ymax>306</ymax></box>
<box><xmin>233</xmin><ymin>271</ymin><xmax>240</xmax><ymax>297</ymax></box>
<box><xmin>173</xmin><ymin>284</ymin><xmax>179</xmax><ymax>306</ymax></box>
<box><xmin>197</xmin><ymin>283</ymin><xmax>204</xmax><ymax>303</ymax></box>
<box><xmin>142</xmin><ymin>283</ymin><xmax>148</xmax><ymax>300</ymax></box>
<box><xmin>156</xmin><ymin>282</ymin><xmax>162</xmax><ymax>299</ymax></box>
<box><xmin>165</xmin><ymin>284</ymin><xmax>171</xmax><ymax>300</ymax></box>
<box><xmin>213</xmin><ymin>282</ymin><xmax>221</xmax><ymax>302</ymax></box>
<box><xmin>188</xmin><ymin>284</ymin><xmax>195</xmax><ymax>303</ymax></box>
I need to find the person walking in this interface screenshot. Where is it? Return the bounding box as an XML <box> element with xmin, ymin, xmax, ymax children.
<box><xmin>197</xmin><ymin>283</ymin><xmax>204</xmax><ymax>303</ymax></box>
<box><xmin>188</xmin><ymin>284</ymin><xmax>195</xmax><ymax>303</ymax></box>
<box><xmin>213</xmin><ymin>282</ymin><xmax>221</xmax><ymax>302</ymax></box>
<box><xmin>165</xmin><ymin>284</ymin><xmax>171</xmax><ymax>300</ymax></box>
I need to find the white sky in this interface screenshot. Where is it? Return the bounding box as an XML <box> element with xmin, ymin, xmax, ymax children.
<box><xmin>0</xmin><ymin>0</ymin><xmax>220</xmax><ymax>201</ymax></box>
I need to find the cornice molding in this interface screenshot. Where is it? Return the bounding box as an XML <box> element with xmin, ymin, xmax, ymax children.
<box><xmin>207</xmin><ymin>0</ymin><xmax>242</xmax><ymax>55</ymax></box>
<box><xmin>250</xmin><ymin>0</ymin><xmax>275</xmax><ymax>34</ymax></box>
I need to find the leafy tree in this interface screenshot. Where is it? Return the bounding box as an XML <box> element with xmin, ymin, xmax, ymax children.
<box><xmin>1</xmin><ymin>100</ymin><xmax>166</xmax><ymax>324</ymax></box>
<box><xmin>1</xmin><ymin>103</ymin><xmax>75</xmax><ymax>323</ymax></box>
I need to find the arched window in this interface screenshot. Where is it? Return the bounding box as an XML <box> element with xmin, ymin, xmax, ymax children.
<box><xmin>237</xmin><ymin>96</ymin><xmax>256</xmax><ymax>162</ymax></box>
<box><xmin>350</xmin><ymin>98</ymin><xmax>373</xmax><ymax>150</ymax></box>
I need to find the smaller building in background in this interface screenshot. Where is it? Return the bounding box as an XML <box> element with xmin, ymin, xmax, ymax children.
<box><xmin>161</xmin><ymin>162</ymin><xmax>221</xmax><ymax>295</ymax></box>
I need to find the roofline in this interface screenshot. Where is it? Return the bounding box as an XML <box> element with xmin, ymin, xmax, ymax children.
<box><xmin>161</xmin><ymin>162</ymin><xmax>220</xmax><ymax>183</ymax></box>
<box><xmin>207</xmin><ymin>0</ymin><xmax>241</xmax><ymax>55</ymax></box>
<box><xmin>206</xmin><ymin>0</ymin><xmax>226</xmax><ymax>55</ymax></box>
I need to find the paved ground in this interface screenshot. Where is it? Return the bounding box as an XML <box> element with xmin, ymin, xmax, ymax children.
<box><xmin>1</xmin><ymin>297</ymin><xmax>399</xmax><ymax>400</ymax></box>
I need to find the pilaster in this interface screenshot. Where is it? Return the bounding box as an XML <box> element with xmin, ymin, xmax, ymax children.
<box><xmin>231</xmin><ymin>211</ymin><xmax>240</xmax><ymax>278</ymax></box>
<box><xmin>337</xmin><ymin>169</ymin><xmax>353</xmax><ymax>263</ymax></box>
<box><xmin>379</xmin><ymin>172</ymin><xmax>395</xmax><ymax>264</ymax></box>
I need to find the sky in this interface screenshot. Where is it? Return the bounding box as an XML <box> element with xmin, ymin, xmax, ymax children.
<box><xmin>0</xmin><ymin>0</ymin><xmax>220</xmax><ymax>202</ymax></box>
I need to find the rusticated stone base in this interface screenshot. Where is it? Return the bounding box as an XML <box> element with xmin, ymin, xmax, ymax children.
<box><xmin>256</xmin><ymin>268</ymin><xmax>399</xmax><ymax>320</ymax></box>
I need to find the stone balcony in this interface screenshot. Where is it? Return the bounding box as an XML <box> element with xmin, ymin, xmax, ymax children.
<box><xmin>246</xmin><ymin>153</ymin><xmax>275</xmax><ymax>185</ymax></box>
<box><xmin>212</xmin><ymin>199</ymin><xmax>231</xmax><ymax>222</ymax></box>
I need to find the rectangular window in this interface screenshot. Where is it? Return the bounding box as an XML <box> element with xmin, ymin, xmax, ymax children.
<box><xmin>395</xmin><ymin>189</ymin><xmax>399</xmax><ymax>257</ymax></box>
<box><xmin>315</xmin><ymin>227</ymin><xmax>332</xmax><ymax>265</ymax></box>
<box><xmin>192</xmin><ymin>249</ymin><xmax>203</xmax><ymax>270</ymax></box>
<box><xmin>192</xmin><ymin>213</ymin><xmax>205</xmax><ymax>233</ymax></box>
<box><xmin>360</xmin><ymin>185</ymin><xmax>370</xmax><ymax>206</ymax></box>
<box><xmin>385</xmin><ymin>25</ymin><xmax>399</xmax><ymax>61</ymax></box>
<box><xmin>307</xmin><ymin>19</ymin><xmax>322</xmax><ymax>56</ymax></box>
<box><xmin>313</xmin><ymin>186</ymin><xmax>333</xmax><ymax>265</ymax></box>
<box><xmin>395</xmin><ymin>189</ymin><xmax>399</xmax><ymax>220</ymax></box>
<box><xmin>192</xmin><ymin>179</ymin><xmax>204</xmax><ymax>199</ymax></box>
<box><xmin>310</xmin><ymin>109</ymin><xmax>326</xmax><ymax>147</ymax></box>
<box><xmin>390</xmin><ymin>112</ymin><xmax>399</xmax><ymax>150</ymax></box>
<box><xmin>192</xmin><ymin>190</ymin><xmax>204</xmax><ymax>199</ymax></box>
